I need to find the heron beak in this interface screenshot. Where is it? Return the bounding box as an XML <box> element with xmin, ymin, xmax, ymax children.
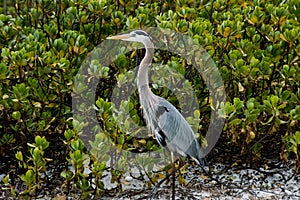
<box><xmin>107</xmin><ymin>34</ymin><xmax>130</xmax><ymax>40</ymax></box>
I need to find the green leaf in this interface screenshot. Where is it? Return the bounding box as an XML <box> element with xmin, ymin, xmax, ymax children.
<box><xmin>263</xmin><ymin>99</ymin><xmax>272</xmax><ymax>109</ymax></box>
<box><xmin>225</xmin><ymin>102</ymin><xmax>235</xmax><ymax>115</ymax></box>
<box><xmin>12</xmin><ymin>111</ymin><xmax>21</xmax><ymax>120</ymax></box>
<box><xmin>230</xmin><ymin>118</ymin><xmax>242</xmax><ymax>125</ymax></box>
<box><xmin>32</xmin><ymin>148</ymin><xmax>41</xmax><ymax>162</ymax></box>
<box><xmin>15</xmin><ymin>151</ymin><xmax>23</xmax><ymax>161</ymax></box>
<box><xmin>12</xmin><ymin>83</ymin><xmax>29</xmax><ymax>100</ymax></box>
<box><xmin>270</xmin><ymin>95</ymin><xmax>279</xmax><ymax>107</ymax></box>
<box><xmin>294</xmin><ymin>131</ymin><xmax>300</xmax><ymax>144</ymax></box>
<box><xmin>233</xmin><ymin>98</ymin><xmax>243</xmax><ymax>110</ymax></box>
<box><xmin>2</xmin><ymin>175</ymin><xmax>9</xmax><ymax>184</ymax></box>
<box><xmin>277</xmin><ymin>103</ymin><xmax>286</xmax><ymax>110</ymax></box>
<box><xmin>118</xmin><ymin>134</ymin><xmax>124</xmax><ymax>145</ymax></box>
<box><xmin>20</xmin><ymin>170</ymin><xmax>35</xmax><ymax>185</ymax></box>
<box><xmin>61</xmin><ymin>170</ymin><xmax>73</xmax><ymax>180</ymax></box>
<box><xmin>281</xmin><ymin>90</ymin><xmax>290</xmax><ymax>100</ymax></box>
<box><xmin>194</xmin><ymin>110</ymin><xmax>200</xmax><ymax>119</ymax></box>
<box><xmin>64</xmin><ymin>129</ymin><xmax>75</xmax><ymax>141</ymax></box>
<box><xmin>35</xmin><ymin>136</ymin><xmax>42</xmax><ymax>146</ymax></box>
<box><xmin>247</xmin><ymin>101</ymin><xmax>254</xmax><ymax>110</ymax></box>
<box><xmin>34</xmin><ymin>136</ymin><xmax>49</xmax><ymax>150</ymax></box>
<box><xmin>73</xmin><ymin>150</ymin><xmax>83</xmax><ymax>162</ymax></box>
<box><xmin>0</xmin><ymin>63</ymin><xmax>9</xmax><ymax>79</ymax></box>
<box><xmin>250</xmin><ymin>56</ymin><xmax>259</xmax><ymax>67</ymax></box>
<box><xmin>115</xmin><ymin>55</ymin><xmax>128</xmax><ymax>69</ymax></box>
<box><xmin>71</xmin><ymin>139</ymin><xmax>84</xmax><ymax>151</ymax></box>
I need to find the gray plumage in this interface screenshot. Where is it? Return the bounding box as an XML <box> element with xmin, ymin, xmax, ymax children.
<box><xmin>108</xmin><ymin>30</ymin><xmax>206</xmax><ymax>166</ymax></box>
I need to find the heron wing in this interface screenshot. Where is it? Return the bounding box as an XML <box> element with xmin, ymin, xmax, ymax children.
<box><xmin>155</xmin><ymin>97</ymin><xmax>206</xmax><ymax>165</ymax></box>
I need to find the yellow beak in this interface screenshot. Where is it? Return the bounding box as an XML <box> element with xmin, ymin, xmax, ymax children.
<box><xmin>107</xmin><ymin>34</ymin><xmax>130</xmax><ymax>40</ymax></box>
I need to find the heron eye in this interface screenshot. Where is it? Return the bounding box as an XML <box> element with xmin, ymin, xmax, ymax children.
<box><xmin>131</xmin><ymin>33</ymin><xmax>136</xmax><ymax>37</ymax></box>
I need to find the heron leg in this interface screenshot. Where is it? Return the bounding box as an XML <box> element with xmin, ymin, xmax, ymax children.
<box><xmin>150</xmin><ymin>153</ymin><xmax>179</xmax><ymax>200</ymax></box>
<box><xmin>171</xmin><ymin>151</ymin><xmax>175</xmax><ymax>200</ymax></box>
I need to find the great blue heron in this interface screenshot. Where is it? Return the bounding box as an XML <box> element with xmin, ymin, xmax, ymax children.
<box><xmin>108</xmin><ymin>30</ymin><xmax>206</xmax><ymax>199</ymax></box>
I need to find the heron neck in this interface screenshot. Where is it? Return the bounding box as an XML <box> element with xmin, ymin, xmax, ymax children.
<box><xmin>137</xmin><ymin>44</ymin><xmax>154</xmax><ymax>93</ymax></box>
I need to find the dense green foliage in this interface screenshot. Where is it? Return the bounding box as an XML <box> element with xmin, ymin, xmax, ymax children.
<box><xmin>0</xmin><ymin>0</ymin><xmax>299</xmax><ymax>198</ymax></box>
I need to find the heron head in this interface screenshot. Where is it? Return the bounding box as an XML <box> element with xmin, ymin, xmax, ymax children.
<box><xmin>107</xmin><ymin>30</ymin><xmax>152</xmax><ymax>43</ymax></box>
